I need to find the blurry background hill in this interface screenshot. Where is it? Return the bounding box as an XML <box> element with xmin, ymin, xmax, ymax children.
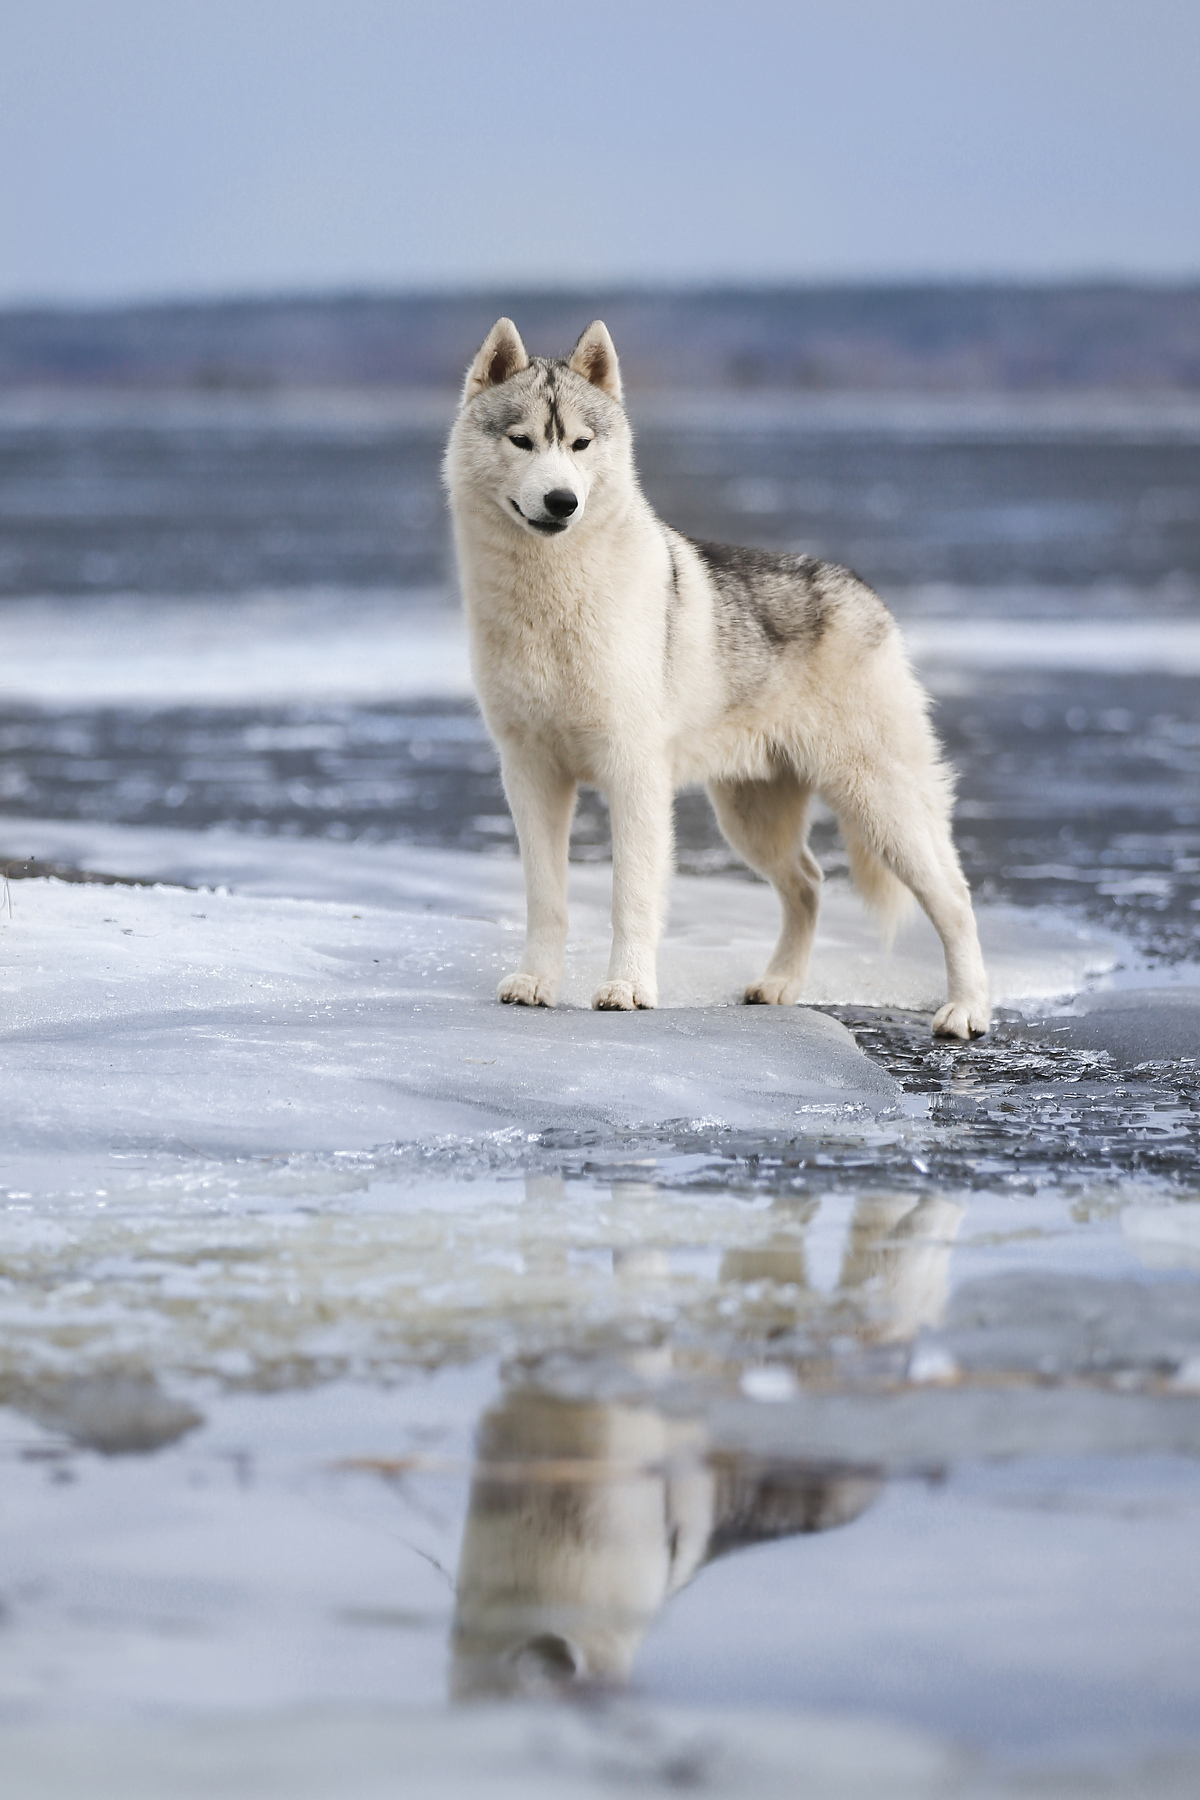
<box><xmin>3</xmin><ymin>284</ymin><xmax>1200</xmax><ymax>393</ymax></box>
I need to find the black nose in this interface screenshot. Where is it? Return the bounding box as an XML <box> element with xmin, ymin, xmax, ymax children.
<box><xmin>543</xmin><ymin>488</ymin><xmax>578</xmax><ymax>519</ymax></box>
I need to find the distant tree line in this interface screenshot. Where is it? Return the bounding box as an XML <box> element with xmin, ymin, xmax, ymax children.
<box><xmin>2</xmin><ymin>285</ymin><xmax>1199</xmax><ymax>393</ymax></box>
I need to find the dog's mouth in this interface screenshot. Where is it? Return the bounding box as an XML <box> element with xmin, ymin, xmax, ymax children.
<box><xmin>510</xmin><ymin>500</ymin><xmax>569</xmax><ymax>536</ymax></box>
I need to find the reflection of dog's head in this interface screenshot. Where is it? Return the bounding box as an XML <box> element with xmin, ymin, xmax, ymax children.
<box><xmin>449</xmin><ymin>1388</ymin><xmax>881</xmax><ymax>1700</ymax></box>
<box><xmin>450</xmin><ymin>1390</ymin><xmax>703</xmax><ymax>1699</ymax></box>
<box><xmin>444</xmin><ymin>319</ymin><xmax>632</xmax><ymax>544</ymax></box>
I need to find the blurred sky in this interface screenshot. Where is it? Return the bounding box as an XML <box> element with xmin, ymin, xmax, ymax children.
<box><xmin>1</xmin><ymin>0</ymin><xmax>1198</xmax><ymax>305</ymax></box>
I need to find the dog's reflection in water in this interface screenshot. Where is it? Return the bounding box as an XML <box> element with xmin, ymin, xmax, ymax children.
<box><xmin>451</xmin><ymin>1189</ymin><xmax>962</xmax><ymax>1699</ymax></box>
<box><xmin>452</xmin><ymin>1376</ymin><xmax>880</xmax><ymax>1699</ymax></box>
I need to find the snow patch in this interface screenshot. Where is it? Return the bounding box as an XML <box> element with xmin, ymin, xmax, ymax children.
<box><xmin>1</xmin><ymin>591</ymin><xmax>1194</xmax><ymax>710</ymax></box>
<box><xmin>0</xmin><ymin>592</ymin><xmax>472</xmax><ymax>705</ymax></box>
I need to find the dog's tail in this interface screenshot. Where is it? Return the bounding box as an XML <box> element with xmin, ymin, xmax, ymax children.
<box><xmin>841</xmin><ymin>826</ymin><xmax>914</xmax><ymax>948</ymax></box>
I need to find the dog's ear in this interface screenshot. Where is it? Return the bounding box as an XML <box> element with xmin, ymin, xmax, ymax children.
<box><xmin>463</xmin><ymin>318</ymin><xmax>529</xmax><ymax>403</ymax></box>
<box><xmin>568</xmin><ymin>321</ymin><xmax>622</xmax><ymax>403</ymax></box>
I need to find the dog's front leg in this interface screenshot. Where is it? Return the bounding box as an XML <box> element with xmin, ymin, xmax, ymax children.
<box><xmin>497</xmin><ymin>745</ymin><xmax>575</xmax><ymax>1007</ymax></box>
<box><xmin>593</xmin><ymin>769</ymin><xmax>673</xmax><ymax>1011</ymax></box>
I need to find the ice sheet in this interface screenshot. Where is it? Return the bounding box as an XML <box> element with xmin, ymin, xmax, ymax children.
<box><xmin>2</xmin><ymin>591</ymin><xmax>1197</xmax><ymax>709</ymax></box>
<box><xmin>5</xmin><ymin>816</ymin><xmax>1124</xmax><ymax>1003</ymax></box>
<box><xmin>0</xmin><ymin>592</ymin><xmax>472</xmax><ymax>705</ymax></box>
<box><xmin>0</xmin><ymin>825</ymin><xmax>1125</xmax><ymax>1152</ymax></box>
<box><xmin>0</xmin><ymin>874</ymin><xmax>894</xmax><ymax>1155</ymax></box>
<box><xmin>903</xmin><ymin>617</ymin><xmax>1200</xmax><ymax>674</ymax></box>
<box><xmin>1014</xmin><ymin>988</ymin><xmax>1200</xmax><ymax>1062</ymax></box>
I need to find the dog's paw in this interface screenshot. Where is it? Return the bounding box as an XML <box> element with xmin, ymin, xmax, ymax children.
<box><xmin>497</xmin><ymin>971</ymin><xmax>556</xmax><ymax>1007</ymax></box>
<box><xmin>591</xmin><ymin>979</ymin><xmax>656</xmax><ymax>1011</ymax></box>
<box><xmin>743</xmin><ymin>977</ymin><xmax>804</xmax><ymax>1006</ymax></box>
<box><xmin>931</xmin><ymin>999</ymin><xmax>990</xmax><ymax>1040</ymax></box>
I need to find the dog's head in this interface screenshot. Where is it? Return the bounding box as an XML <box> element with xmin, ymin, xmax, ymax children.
<box><xmin>444</xmin><ymin>319</ymin><xmax>631</xmax><ymax>541</ymax></box>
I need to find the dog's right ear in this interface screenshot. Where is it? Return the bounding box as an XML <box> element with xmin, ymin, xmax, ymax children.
<box><xmin>463</xmin><ymin>318</ymin><xmax>529</xmax><ymax>403</ymax></box>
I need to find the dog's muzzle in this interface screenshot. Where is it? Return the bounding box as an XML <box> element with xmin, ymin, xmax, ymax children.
<box><xmin>511</xmin><ymin>490</ymin><xmax>578</xmax><ymax>535</ymax></box>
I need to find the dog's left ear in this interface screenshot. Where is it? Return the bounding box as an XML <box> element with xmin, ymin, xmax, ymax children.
<box><xmin>568</xmin><ymin>321</ymin><xmax>622</xmax><ymax>403</ymax></box>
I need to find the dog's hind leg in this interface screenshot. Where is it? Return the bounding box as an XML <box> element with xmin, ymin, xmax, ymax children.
<box><xmin>831</xmin><ymin>767</ymin><xmax>990</xmax><ymax>1039</ymax></box>
<box><xmin>708</xmin><ymin>769</ymin><xmax>822</xmax><ymax>1005</ymax></box>
<box><xmin>497</xmin><ymin>744</ymin><xmax>576</xmax><ymax>1006</ymax></box>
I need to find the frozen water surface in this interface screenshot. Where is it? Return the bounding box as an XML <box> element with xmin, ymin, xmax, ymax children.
<box><xmin>1</xmin><ymin>391</ymin><xmax>1199</xmax><ymax>1796</ymax></box>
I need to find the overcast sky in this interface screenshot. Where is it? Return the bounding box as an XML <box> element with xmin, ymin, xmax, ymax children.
<box><xmin>1</xmin><ymin>0</ymin><xmax>1197</xmax><ymax>305</ymax></box>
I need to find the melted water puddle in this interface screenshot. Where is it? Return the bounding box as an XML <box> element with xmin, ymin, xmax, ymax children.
<box><xmin>3</xmin><ymin>1138</ymin><xmax>1200</xmax><ymax>1778</ymax></box>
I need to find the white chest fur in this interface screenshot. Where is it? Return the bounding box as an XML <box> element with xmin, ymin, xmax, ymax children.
<box><xmin>456</xmin><ymin>512</ymin><xmax>672</xmax><ymax>779</ymax></box>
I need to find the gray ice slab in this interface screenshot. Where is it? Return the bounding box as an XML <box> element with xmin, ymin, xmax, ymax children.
<box><xmin>0</xmin><ymin>870</ymin><xmax>902</xmax><ymax>1156</ymax></box>
<box><xmin>1</xmin><ymin>997</ymin><xmax>900</xmax><ymax>1157</ymax></box>
<box><xmin>386</xmin><ymin>999</ymin><xmax>901</xmax><ymax>1133</ymax></box>
<box><xmin>1015</xmin><ymin>986</ymin><xmax>1200</xmax><ymax>1064</ymax></box>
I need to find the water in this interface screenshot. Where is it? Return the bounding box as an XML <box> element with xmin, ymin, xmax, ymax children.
<box><xmin>1</xmin><ymin>386</ymin><xmax>1199</xmax><ymax>1795</ymax></box>
<box><xmin>3</xmin><ymin>390</ymin><xmax>1200</xmax><ymax>598</ymax></box>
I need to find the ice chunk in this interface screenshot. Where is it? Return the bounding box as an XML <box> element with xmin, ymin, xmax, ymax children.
<box><xmin>0</xmin><ymin>874</ymin><xmax>900</xmax><ymax>1152</ymax></box>
<box><xmin>740</xmin><ymin>1366</ymin><xmax>799</xmax><ymax>1402</ymax></box>
<box><xmin>17</xmin><ymin>1375</ymin><xmax>202</xmax><ymax>1455</ymax></box>
<box><xmin>0</xmin><ymin>811</ymin><xmax>1127</xmax><ymax>1159</ymax></box>
<box><xmin>907</xmin><ymin>1343</ymin><xmax>960</xmax><ymax>1386</ymax></box>
<box><xmin>1015</xmin><ymin>988</ymin><xmax>1200</xmax><ymax>1065</ymax></box>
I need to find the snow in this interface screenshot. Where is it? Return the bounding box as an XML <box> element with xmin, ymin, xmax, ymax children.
<box><xmin>0</xmin><ymin>592</ymin><xmax>472</xmax><ymax>705</ymax></box>
<box><xmin>903</xmin><ymin>616</ymin><xmax>1200</xmax><ymax>674</ymax></box>
<box><xmin>2</xmin><ymin>589</ymin><xmax>1196</xmax><ymax>709</ymax></box>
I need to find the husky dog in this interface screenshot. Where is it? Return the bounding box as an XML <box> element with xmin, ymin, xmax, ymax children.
<box><xmin>444</xmin><ymin>319</ymin><xmax>990</xmax><ymax>1038</ymax></box>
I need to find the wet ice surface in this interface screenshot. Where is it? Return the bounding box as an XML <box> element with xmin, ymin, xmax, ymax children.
<box><xmin>1</xmin><ymin>391</ymin><xmax>1200</xmax><ymax>1795</ymax></box>
<box><xmin>4</xmin><ymin>389</ymin><xmax>1200</xmax><ymax>598</ymax></box>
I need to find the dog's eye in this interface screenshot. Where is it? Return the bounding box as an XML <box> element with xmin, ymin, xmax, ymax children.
<box><xmin>572</xmin><ymin>437</ymin><xmax>592</xmax><ymax>451</ymax></box>
<box><xmin>508</xmin><ymin>434</ymin><xmax>533</xmax><ymax>450</ymax></box>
